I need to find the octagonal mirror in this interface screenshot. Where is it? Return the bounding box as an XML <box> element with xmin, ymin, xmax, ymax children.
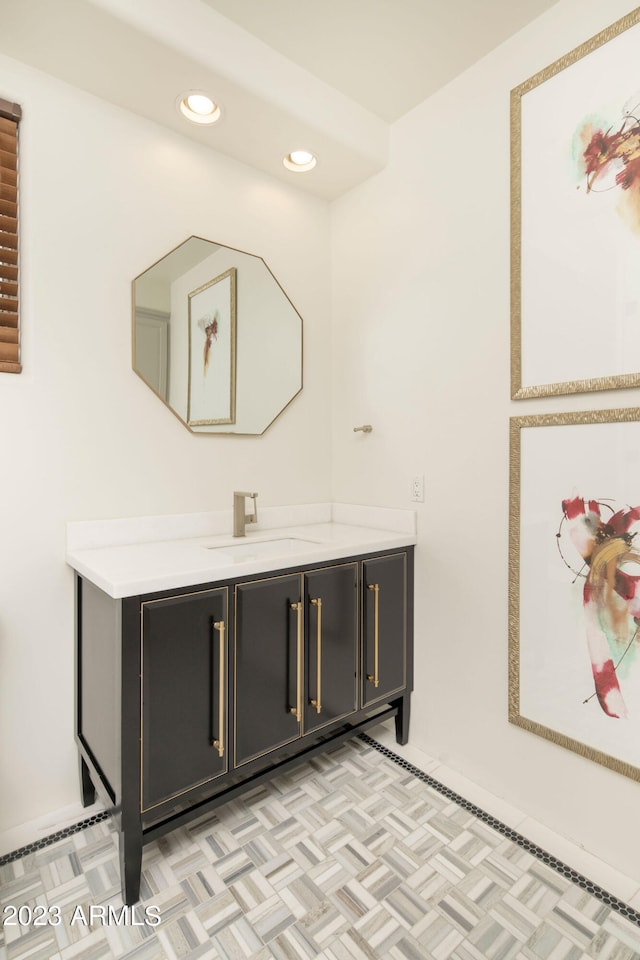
<box><xmin>133</xmin><ymin>237</ymin><xmax>303</xmax><ymax>434</ymax></box>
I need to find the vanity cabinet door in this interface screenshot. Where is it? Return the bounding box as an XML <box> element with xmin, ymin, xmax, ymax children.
<box><xmin>141</xmin><ymin>587</ymin><xmax>228</xmax><ymax>811</ymax></box>
<box><xmin>234</xmin><ymin>574</ymin><xmax>302</xmax><ymax>766</ymax></box>
<box><xmin>362</xmin><ymin>554</ymin><xmax>407</xmax><ymax>706</ymax></box>
<box><xmin>303</xmin><ymin>563</ymin><xmax>358</xmax><ymax>734</ymax></box>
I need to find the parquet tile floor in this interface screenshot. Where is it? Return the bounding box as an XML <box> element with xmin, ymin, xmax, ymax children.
<box><xmin>1</xmin><ymin>736</ymin><xmax>639</xmax><ymax>960</ymax></box>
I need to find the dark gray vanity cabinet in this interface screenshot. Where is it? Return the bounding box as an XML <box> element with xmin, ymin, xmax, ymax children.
<box><xmin>303</xmin><ymin>563</ymin><xmax>358</xmax><ymax>734</ymax></box>
<box><xmin>74</xmin><ymin>547</ymin><xmax>413</xmax><ymax>906</ymax></box>
<box><xmin>234</xmin><ymin>563</ymin><xmax>358</xmax><ymax>766</ymax></box>
<box><xmin>234</xmin><ymin>573</ymin><xmax>301</xmax><ymax>765</ymax></box>
<box><xmin>362</xmin><ymin>554</ymin><xmax>408</xmax><ymax>708</ymax></box>
<box><xmin>141</xmin><ymin>587</ymin><xmax>229</xmax><ymax>810</ymax></box>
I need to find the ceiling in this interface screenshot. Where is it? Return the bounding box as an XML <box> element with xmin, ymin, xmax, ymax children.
<box><xmin>200</xmin><ymin>0</ymin><xmax>560</xmax><ymax>124</ymax></box>
<box><xmin>0</xmin><ymin>0</ymin><xmax>559</xmax><ymax>200</ymax></box>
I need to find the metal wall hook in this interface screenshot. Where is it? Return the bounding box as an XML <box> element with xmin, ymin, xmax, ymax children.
<box><xmin>353</xmin><ymin>424</ymin><xmax>373</xmax><ymax>433</ymax></box>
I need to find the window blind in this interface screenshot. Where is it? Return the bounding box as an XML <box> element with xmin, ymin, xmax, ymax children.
<box><xmin>0</xmin><ymin>98</ymin><xmax>21</xmax><ymax>374</ymax></box>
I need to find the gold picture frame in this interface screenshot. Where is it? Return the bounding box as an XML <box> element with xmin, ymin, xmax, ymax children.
<box><xmin>511</xmin><ymin>8</ymin><xmax>640</xmax><ymax>399</ymax></box>
<box><xmin>187</xmin><ymin>267</ymin><xmax>237</xmax><ymax>426</ymax></box>
<box><xmin>509</xmin><ymin>406</ymin><xmax>640</xmax><ymax>781</ymax></box>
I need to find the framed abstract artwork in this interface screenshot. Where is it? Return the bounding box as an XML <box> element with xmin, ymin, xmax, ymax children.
<box><xmin>511</xmin><ymin>8</ymin><xmax>640</xmax><ymax>399</ymax></box>
<box><xmin>187</xmin><ymin>267</ymin><xmax>237</xmax><ymax>426</ymax></box>
<box><xmin>509</xmin><ymin>408</ymin><xmax>640</xmax><ymax>781</ymax></box>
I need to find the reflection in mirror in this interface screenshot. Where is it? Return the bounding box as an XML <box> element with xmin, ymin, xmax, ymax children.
<box><xmin>133</xmin><ymin>237</ymin><xmax>303</xmax><ymax>435</ymax></box>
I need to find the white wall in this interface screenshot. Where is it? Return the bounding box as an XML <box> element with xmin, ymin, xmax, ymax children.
<box><xmin>0</xmin><ymin>55</ymin><xmax>332</xmax><ymax>832</ymax></box>
<box><xmin>330</xmin><ymin>0</ymin><xmax>640</xmax><ymax>880</ymax></box>
<box><xmin>4</xmin><ymin>0</ymin><xmax>640</xmax><ymax>886</ymax></box>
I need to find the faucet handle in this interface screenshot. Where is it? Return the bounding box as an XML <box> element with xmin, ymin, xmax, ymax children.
<box><xmin>233</xmin><ymin>491</ymin><xmax>258</xmax><ymax>524</ymax></box>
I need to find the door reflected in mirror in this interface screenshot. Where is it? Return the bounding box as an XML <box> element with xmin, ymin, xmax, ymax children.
<box><xmin>133</xmin><ymin>237</ymin><xmax>303</xmax><ymax>435</ymax></box>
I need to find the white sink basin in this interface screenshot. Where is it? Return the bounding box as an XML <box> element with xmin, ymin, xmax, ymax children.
<box><xmin>206</xmin><ymin>537</ymin><xmax>320</xmax><ymax>561</ymax></box>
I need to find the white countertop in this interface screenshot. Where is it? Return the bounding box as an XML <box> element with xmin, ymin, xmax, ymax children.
<box><xmin>66</xmin><ymin>503</ymin><xmax>417</xmax><ymax>598</ymax></box>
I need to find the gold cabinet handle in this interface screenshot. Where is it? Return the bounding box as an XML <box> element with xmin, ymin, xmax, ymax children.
<box><xmin>290</xmin><ymin>601</ymin><xmax>303</xmax><ymax>722</ymax></box>
<box><xmin>309</xmin><ymin>597</ymin><xmax>322</xmax><ymax>714</ymax></box>
<box><xmin>212</xmin><ymin>620</ymin><xmax>225</xmax><ymax>757</ymax></box>
<box><xmin>366</xmin><ymin>584</ymin><xmax>380</xmax><ymax>688</ymax></box>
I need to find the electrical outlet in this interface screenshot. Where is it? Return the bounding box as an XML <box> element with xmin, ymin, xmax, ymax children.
<box><xmin>410</xmin><ymin>475</ymin><xmax>424</xmax><ymax>502</ymax></box>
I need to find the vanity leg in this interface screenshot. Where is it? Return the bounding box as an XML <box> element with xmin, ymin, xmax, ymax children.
<box><xmin>79</xmin><ymin>756</ymin><xmax>96</xmax><ymax>807</ymax></box>
<box><xmin>393</xmin><ymin>694</ymin><xmax>410</xmax><ymax>746</ymax></box>
<box><xmin>119</xmin><ymin>819</ymin><xmax>143</xmax><ymax>906</ymax></box>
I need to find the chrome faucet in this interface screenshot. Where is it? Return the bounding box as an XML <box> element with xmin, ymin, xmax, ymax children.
<box><xmin>233</xmin><ymin>491</ymin><xmax>258</xmax><ymax>537</ymax></box>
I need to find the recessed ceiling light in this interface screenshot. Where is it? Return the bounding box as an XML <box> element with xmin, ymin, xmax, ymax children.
<box><xmin>178</xmin><ymin>92</ymin><xmax>221</xmax><ymax>125</ymax></box>
<box><xmin>283</xmin><ymin>150</ymin><xmax>317</xmax><ymax>172</ymax></box>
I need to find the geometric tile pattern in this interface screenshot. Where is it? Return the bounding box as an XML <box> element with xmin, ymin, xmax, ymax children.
<box><xmin>362</xmin><ymin>735</ymin><xmax>640</xmax><ymax>927</ymax></box>
<box><xmin>0</xmin><ymin>811</ymin><xmax>110</xmax><ymax>867</ymax></box>
<box><xmin>1</xmin><ymin>735</ymin><xmax>639</xmax><ymax>960</ymax></box>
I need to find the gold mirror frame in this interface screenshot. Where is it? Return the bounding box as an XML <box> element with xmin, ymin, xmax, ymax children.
<box><xmin>133</xmin><ymin>237</ymin><xmax>303</xmax><ymax>435</ymax></box>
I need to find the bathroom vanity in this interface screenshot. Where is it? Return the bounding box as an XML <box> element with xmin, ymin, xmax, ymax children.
<box><xmin>68</xmin><ymin>504</ymin><xmax>415</xmax><ymax>904</ymax></box>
